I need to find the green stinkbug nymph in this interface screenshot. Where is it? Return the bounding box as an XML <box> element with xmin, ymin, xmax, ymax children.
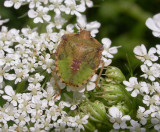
<box><xmin>52</xmin><ymin>28</ymin><xmax>104</xmax><ymax>96</ymax></box>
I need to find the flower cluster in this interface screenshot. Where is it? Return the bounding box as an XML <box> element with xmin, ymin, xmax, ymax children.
<box><xmin>4</xmin><ymin>0</ymin><xmax>92</xmax><ymax>24</ymax></box>
<box><xmin>0</xmin><ymin>0</ymin><xmax>121</xmax><ymax>131</ymax></box>
<box><xmin>122</xmin><ymin>13</ymin><xmax>160</xmax><ymax>131</ymax></box>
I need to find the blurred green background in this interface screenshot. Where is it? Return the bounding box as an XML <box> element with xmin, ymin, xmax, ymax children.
<box><xmin>0</xmin><ymin>0</ymin><xmax>160</xmax><ymax>77</ymax></box>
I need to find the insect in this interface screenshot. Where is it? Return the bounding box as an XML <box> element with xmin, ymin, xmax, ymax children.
<box><xmin>52</xmin><ymin>27</ymin><xmax>104</xmax><ymax>97</ymax></box>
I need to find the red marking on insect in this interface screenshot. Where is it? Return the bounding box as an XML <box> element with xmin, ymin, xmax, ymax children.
<box><xmin>71</xmin><ymin>59</ymin><xmax>81</xmax><ymax>71</ymax></box>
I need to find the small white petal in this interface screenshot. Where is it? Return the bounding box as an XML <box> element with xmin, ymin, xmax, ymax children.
<box><xmin>4</xmin><ymin>73</ymin><xmax>16</xmax><ymax>80</ymax></box>
<box><xmin>43</xmin><ymin>15</ymin><xmax>51</xmax><ymax>22</ymax></box>
<box><xmin>113</xmin><ymin>122</ymin><xmax>120</xmax><ymax>129</ymax></box>
<box><xmin>0</xmin><ymin>76</ymin><xmax>3</xmax><ymax>83</ymax></box>
<box><xmin>102</xmin><ymin>38</ymin><xmax>111</xmax><ymax>47</ymax></box>
<box><xmin>14</xmin><ymin>2</ymin><xmax>21</xmax><ymax>9</ymax></box>
<box><xmin>87</xmin><ymin>82</ymin><xmax>96</xmax><ymax>91</ymax></box>
<box><xmin>28</xmin><ymin>10</ymin><xmax>37</xmax><ymax>18</ymax></box>
<box><xmin>4</xmin><ymin>85</ymin><xmax>15</xmax><ymax>96</ymax></box>
<box><xmin>4</xmin><ymin>1</ymin><xmax>13</xmax><ymax>7</ymax></box>
<box><xmin>34</xmin><ymin>17</ymin><xmax>43</xmax><ymax>23</ymax></box>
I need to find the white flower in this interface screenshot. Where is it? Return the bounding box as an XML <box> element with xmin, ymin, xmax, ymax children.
<box><xmin>29</xmin><ymin>0</ymin><xmax>41</xmax><ymax>9</ymax></box>
<box><xmin>101</xmin><ymin>57</ymin><xmax>112</xmax><ymax>67</ymax></box>
<box><xmin>18</xmin><ymin>93</ymin><xmax>32</xmax><ymax>113</ymax></box>
<box><xmin>54</xmin><ymin>15</ymin><xmax>67</xmax><ymax>29</ymax></box>
<box><xmin>77</xmin><ymin>15</ymin><xmax>101</xmax><ymax>37</ymax></box>
<box><xmin>143</xmin><ymin>95</ymin><xmax>160</xmax><ymax>106</ymax></box>
<box><xmin>28</xmin><ymin>73</ymin><xmax>44</xmax><ymax>85</ymax></box>
<box><xmin>71</xmin><ymin>115</ymin><xmax>89</xmax><ymax>130</ymax></box>
<box><xmin>42</xmin><ymin>86</ymin><xmax>56</xmax><ymax>106</ymax></box>
<box><xmin>46</xmin><ymin>106</ymin><xmax>60</xmax><ymax>121</ymax></box>
<box><xmin>146</xmin><ymin>13</ymin><xmax>160</xmax><ymax>37</ymax></box>
<box><xmin>64</xmin><ymin>0</ymin><xmax>86</xmax><ymax>16</ymax></box>
<box><xmin>108</xmin><ymin>107</ymin><xmax>131</xmax><ymax>129</ymax></box>
<box><xmin>49</xmin><ymin>0</ymin><xmax>64</xmax><ymax>15</ymax></box>
<box><xmin>30</xmin><ymin>110</ymin><xmax>43</xmax><ymax>123</ymax></box>
<box><xmin>8</xmin><ymin>124</ymin><xmax>28</xmax><ymax>131</ymax></box>
<box><xmin>123</xmin><ymin>77</ymin><xmax>148</xmax><ymax>97</ymax></box>
<box><xmin>54</xmin><ymin>122</ymin><xmax>67</xmax><ymax>132</ymax></box>
<box><xmin>147</xmin><ymin>82</ymin><xmax>160</xmax><ymax>95</ymax></box>
<box><xmin>28</xmin><ymin>6</ymin><xmax>51</xmax><ymax>23</ymax></box>
<box><xmin>14</xmin><ymin>112</ymin><xmax>30</xmax><ymax>126</ymax></box>
<box><xmin>102</xmin><ymin>38</ymin><xmax>120</xmax><ymax>59</ymax></box>
<box><xmin>134</xmin><ymin>44</ymin><xmax>158</xmax><ymax>66</ymax></box>
<box><xmin>136</xmin><ymin>106</ymin><xmax>148</xmax><ymax>125</ymax></box>
<box><xmin>3</xmin><ymin>103</ymin><xmax>17</xmax><ymax>122</ymax></box>
<box><xmin>1</xmin><ymin>65</ymin><xmax>16</xmax><ymax>82</ymax></box>
<box><xmin>40</xmin><ymin>117</ymin><xmax>54</xmax><ymax>130</ymax></box>
<box><xmin>4</xmin><ymin>0</ymin><xmax>23</xmax><ymax>9</ymax></box>
<box><xmin>151</xmin><ymin>111</ymin><xmax>160</xmax><ymax>130</ymax></box>
<box><xmin>14</xmin><ymin>69</ymin><xmax>29</xmax><ymax>84</ymax></box>
<box><xmin>128</xmin><ymin>120</ymin><xmax>146</xmax><ymax>132</ymax></box>
<box><xmin>141</xmin><ymin>64</ymin><xmax>160</xmax><ymax>81</ymax></box>
<box><xmin>39</xmin><ymin>54</ymin><xmax>54</xmax><ymax>73</ymax></box>
<box><xmin>2</xmin><ymin>85</ymin><xmax>21</xmax><ymax>106</ymax></box>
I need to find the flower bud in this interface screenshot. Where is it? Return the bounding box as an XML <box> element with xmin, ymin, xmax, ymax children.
<box><xmin>80</xmin><ymin>100</ymin><xmax>108</xmax><ymax>123</ymax></box>
<box><xmin>105</xmin><ymin>66</ymin><xmax>125</xmax><ymax>83</ymax></box>
<box><xmin>98</xmin><ymin>83</ymin><xmax>124</xmax><ymax>106</ymax></box>
<box><xmin>83</xmin><ymin>120</ymin><xmax>96</xmax><ymax>131</ymax></box>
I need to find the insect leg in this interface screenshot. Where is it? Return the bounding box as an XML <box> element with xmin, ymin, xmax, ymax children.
<box><xmin>52</xmin><ymin>68</ymin><xmax>61</xmax><ymax>99</ymax></box>
<box><xmin>95</xmin><ymin>60</ymin><xmax>105</xmax><ymax>88</ymax></box>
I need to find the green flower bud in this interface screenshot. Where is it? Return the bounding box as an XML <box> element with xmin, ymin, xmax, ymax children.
<box><xmin>98</xmin><ymin>83</ymin><xmax>124</xmax><ymax>106</ymax></box>
<box><xmin>83</xmin><ymin>120</ymin><xmax>95</xmax><ymax>132</ymax></box>
<box><xmin>80</xmin><ymin>100</ymin><xmax>108</xmax><ymax>123</ymax></box>
<box><xmin>105</xmin><ymin>66</ymin><xmax>125</xmax><ymax>83</ymax></box>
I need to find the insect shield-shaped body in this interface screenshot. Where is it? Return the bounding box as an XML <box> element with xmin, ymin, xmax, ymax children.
<box><xmin>53</xmin><ymin>29</ymin><xmax>104</xmax><ymax>95</ymax></box>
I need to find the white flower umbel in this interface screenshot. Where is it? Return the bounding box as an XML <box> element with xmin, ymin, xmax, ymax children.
<box><xmin>134</xmin><ymin>44</ymin><xmax>158</xmax><ymax>66</ymax></box>
<box><xmin>108</xmin><ymin>107</ymin><xmax>131</xmax><ymax>129</ymax></box>
<box><xmin>146</xmin><ymin>13</ymin><xmax>160</xmax><ymax>37</ymax></box>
